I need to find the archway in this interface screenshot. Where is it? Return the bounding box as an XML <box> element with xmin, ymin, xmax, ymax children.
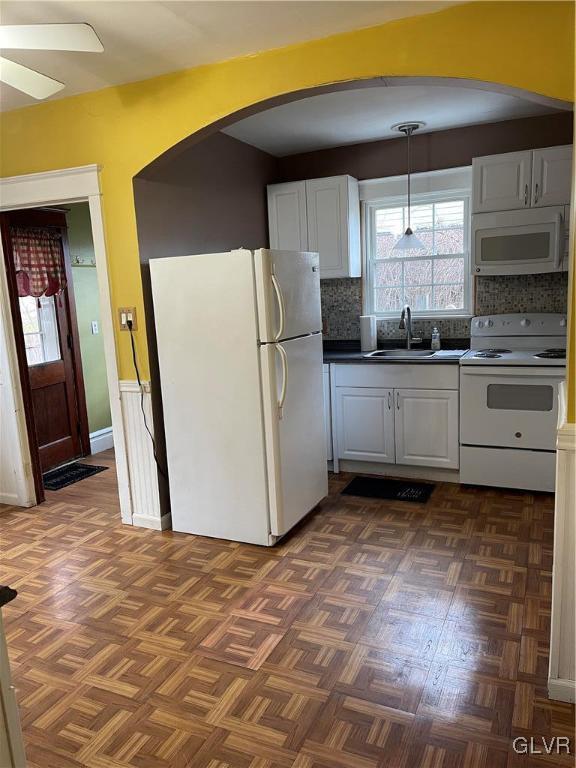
<box><xmin>132</xmin><ymin>75</ymin><xmax>572</xmax><ymax>517</ymax></box>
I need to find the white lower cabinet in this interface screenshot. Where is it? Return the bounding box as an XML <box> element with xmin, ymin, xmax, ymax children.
<box><xmin>394</xmin><ymin>389</ymin><xmax>459</xmax><ymax>469</ymax></box>
<box><xmin>333</xmin><ymin>369</ymin><xmax>460</xmax><ymax>470</ymax></box>
<box><xmin>336</xmin><ymin>387</ymin><xmax>395</xmax><ymax>463</ymax></box>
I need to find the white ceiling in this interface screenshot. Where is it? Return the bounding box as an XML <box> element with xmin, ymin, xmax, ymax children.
<box><xmin>0</xmin><ymin>0</ymin><xmax>461</xmax><ymax>111</ymax></box>
<box><xmin>222</xmin><ymin>84</ymin><xmax>570</xmax><ymax>156</ymax></box>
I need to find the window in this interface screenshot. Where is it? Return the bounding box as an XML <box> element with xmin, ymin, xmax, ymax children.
<box><xmin>364</xmin><ymin>193</ymin><xmax>471</xmax><ymax>317</ymax></box>
<box><xmin>19</xmin><ymin>295</ymin><xmax>61</xmax><ymax>366</ymax></box>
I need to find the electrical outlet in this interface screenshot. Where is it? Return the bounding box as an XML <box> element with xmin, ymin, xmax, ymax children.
<box><xmin>119</xmin><ymin>307</ymin><xmax>137</xmax><ymax>331</ymax></box>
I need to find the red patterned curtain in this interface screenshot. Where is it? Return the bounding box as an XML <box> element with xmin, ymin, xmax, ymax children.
<box><xmin>11</xmin><ymin>227</ymin><xmax>67</xmax><ymax>298</ymax></box>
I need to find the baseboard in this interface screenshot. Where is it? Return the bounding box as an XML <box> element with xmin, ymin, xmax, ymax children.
<box><xmin>89</xmin><ymin>427</ymin><xmax>114</xmax><ymax>454</ymax></box>
<box><xmin>131</xmin><ymin>513</ymin><xmax>172</xmax><ymax>531</ymax></box>
<box><xmin>548</xmin><ymin>678</ymin><xmax>576</xmax><ymax>703</ymax></box>
<box><xmin>336</xmin><ymin>460</ymin><xmax>460</xmax><ymax>484</ymax></box>
<box><xmin>0</xmin><ymin>492</ymin><xmax>19</xmax><ymax>506</ymax></box>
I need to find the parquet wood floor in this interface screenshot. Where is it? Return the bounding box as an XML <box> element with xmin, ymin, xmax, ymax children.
<box><xmin>1</xmin><ymin>450</ymin><xmax>574</xmax><ymax>767</ymax></box>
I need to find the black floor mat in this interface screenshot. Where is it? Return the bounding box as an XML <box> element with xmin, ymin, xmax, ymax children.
<box><xmin>43</xmin><ymin>462</ymin><xmax>108</xmax><ymax>491</ymax></box>
<box><xmin>342</xmin><ymin>476</ymin><xmax>434</xmax><ymax>503</ymax></box>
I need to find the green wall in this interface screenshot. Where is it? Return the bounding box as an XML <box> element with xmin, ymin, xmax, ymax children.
<box><xmin>67</xmin><ymin>203</ymin><xmax>112</xmax><ymax>435</ymax></box>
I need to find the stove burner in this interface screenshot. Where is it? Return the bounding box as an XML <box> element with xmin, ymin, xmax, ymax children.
<box><xmin>534</xmin><ymin>349</ymin><xmax>566</xmax><ymax>359</ymax></box>
<box><xmin>474</xmin><ymin>351</ymin><xmax>503</xmax><ymax>358</ymax></box>
<box><xmin>477</xmin><ymin>348</ymin><xmax>512</xmax><ymax>354</ymax></box>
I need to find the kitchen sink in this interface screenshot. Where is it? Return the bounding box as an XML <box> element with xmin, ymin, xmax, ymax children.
<box><xmin>364</xmin><ymin>349</ymin><xmax>436</xmax><ymax>359</ymax></box>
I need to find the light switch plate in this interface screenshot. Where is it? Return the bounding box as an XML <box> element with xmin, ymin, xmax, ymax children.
<box><xmin>118</xmin><ymin>307</ymin><xmax>137</xmax><ymax>331</ymax></box>
<box><xmin>91</xmin><ymin>320</ymin><xmax>99</xmax><ymax>335</ymax></box>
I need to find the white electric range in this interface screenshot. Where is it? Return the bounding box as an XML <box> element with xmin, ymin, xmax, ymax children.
<box><xmin>459</xmin><ymin>313</ymin><xmax>567</xmax><ymax>492</ymax></box>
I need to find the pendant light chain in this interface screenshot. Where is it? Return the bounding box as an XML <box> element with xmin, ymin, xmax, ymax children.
<box><xmin>391</xmin><ymin>121</ymin><xmax>425</xmax><ymax>252</ymax></box>
<box><xmin>406</xmin><ymin>126</ymin><xmax>412</xmax><ymax>231</ymax></box>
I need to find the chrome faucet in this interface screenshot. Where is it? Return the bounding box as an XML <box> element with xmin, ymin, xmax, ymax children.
<box><xmin>399</xmin><ymin>305</ymin><xmax>422</xmax><ymax>350</ymax></box>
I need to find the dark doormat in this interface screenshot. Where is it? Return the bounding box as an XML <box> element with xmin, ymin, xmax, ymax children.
<box><xmin>43</xmin><ymin>462</ymin><xmax>108</xmax><ymax>491</ymax></box>
<box><xmin>342</xmin><ymin>476</ymin><xmax>434</xmax><ymax>503</ymax></box>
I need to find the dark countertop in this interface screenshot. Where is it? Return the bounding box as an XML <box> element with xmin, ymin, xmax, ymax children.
<box><xmin>323</xmin><ymin>339</ymin><xmax>470</xmax><ymax>365</ymax></box>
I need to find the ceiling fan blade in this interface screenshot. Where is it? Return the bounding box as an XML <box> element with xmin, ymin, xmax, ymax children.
<box><xmin>0</xmin><ymin>23</ymin><xmax>103</xmax><ymax>53</ymax></box>
<box><xmin>0</xmin><ymin>56</ymin><xmax>65</xmax><ymax>99</ymax></box>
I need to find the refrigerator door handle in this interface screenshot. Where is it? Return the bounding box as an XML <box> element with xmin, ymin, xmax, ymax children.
<box><xmin>275</xmin><ymin>342</ymin><xmax>288</xmax><ymax>419</ymax></box>
<box><xmin>271</xmin><ymin>273</ymin><xmax>285</xmax><ymax>341</ymax></box>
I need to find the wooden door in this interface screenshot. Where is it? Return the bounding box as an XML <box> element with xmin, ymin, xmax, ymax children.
<box><xmin>472</xmin><ymin>151</ymin><xmax>532</xmax><ymax>213</ymax></box>
<box><xmin>335</xmin><ymin>386</ymin><xmax>395</xmax><ymax>463</ymax></box>
<box><xmin>394</xmin><ymin>388</ymin><xmax>459</xmax><ymax>469</ymax></box>
<box><xmin>1</xmin><ymin>209</ymin><xmax>90</xmax><ymax>480</ymax></box>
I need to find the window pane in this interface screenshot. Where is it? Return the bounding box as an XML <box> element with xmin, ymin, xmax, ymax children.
<box><xmin>435</xmin><ymin>200</ymin><xmax>464</xmax><ymax>226</ymax></box>
<box><xmin>435</xmin><ymin>228</ymin><xmax>464</xmax><ymax>255</ymax></box>
<box><xmin>375</xmin><ymin>286</ymin><xmax>403</xmax><ymax>313</ymax></box>
<box><xmin>434</xmin><ymin>257</ymin><xmax>464</xmax><ymax>284</ymax></box>
<box><xmin>18</xmin><ymin>295</ymin><xmax>61</xmax><ymax>366</ymax></box>
<box><xmin>375</xmin><ymin>207</ymin><xmax>404</xmax><ymax>259</ymax></box>
<box><xmin>405</xmin><ymin>285</ymin><xmax>432</xmax><ymax>311</ymax></box>
<box><xmin>19</xmin><ymin>296</ymin><xmax>40</xmax><ymax>333</ymax></box>
<box><xmin>405</xmin><ymin>259</ymin><xmax>432</xmax><ymax>285</ymax></box>
<box><xmin>23</xmin><ymin>333</ymin><xmax>43</xmax><ymax>365</ymax></box>
<box><xmin>433</xmin><ymin>284</ymin><xmax>464</xmax><ymax>311</ymax></box>
<box><xmin>374</xmin><ymin>261</ymin><xmax>402</xmax><ymax>286</ymax></box>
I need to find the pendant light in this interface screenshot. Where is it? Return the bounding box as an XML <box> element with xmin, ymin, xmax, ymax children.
<box><xmin>393</xmin><ymin>122</ymin><xmax>426</xmax><ymax>251</ymax></box>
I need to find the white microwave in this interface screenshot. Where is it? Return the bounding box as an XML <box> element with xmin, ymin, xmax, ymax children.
<box><xmin>472</xmin><ymin>206</ymin><xmax>565</xmax><ymax>275</ymax></box>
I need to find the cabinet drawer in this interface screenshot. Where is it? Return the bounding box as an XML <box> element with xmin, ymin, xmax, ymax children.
<box><xmin>334</xmin><ymin>363</ymin><xmax>459</xmax><ymax>390</ymax></box>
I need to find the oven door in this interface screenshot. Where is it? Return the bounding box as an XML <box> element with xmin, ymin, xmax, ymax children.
<box><xmin>460</xmin><ymin>367</ymin><xmax>564</xmax><ymax>450</ymax></box>
<box><xmin>472</xmin><ymin>207</ymin><xmax>563</xmax><ymax>276</ymax></box>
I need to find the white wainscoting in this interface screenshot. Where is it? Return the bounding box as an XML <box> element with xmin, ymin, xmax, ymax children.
<box><xmin>548</xmin><ymin>388</ymin><xmax>576</xmax><ymax>702</ymax></box>
<box><xmin>119</xmin><ymin>380</ymin><xmax>168</xmax><ymax>531</ymax></box>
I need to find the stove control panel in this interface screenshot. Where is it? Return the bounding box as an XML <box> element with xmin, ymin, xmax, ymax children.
<box><xmin>471</xmin><ymin>313</ymin><xmax>567</xmax><ymax>337</ymax></box>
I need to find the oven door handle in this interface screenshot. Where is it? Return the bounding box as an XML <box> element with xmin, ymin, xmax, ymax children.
<box><xmin>460</xmin><ymin>367</ymin><xmax>564</xmax><ymax>378</ymax></box>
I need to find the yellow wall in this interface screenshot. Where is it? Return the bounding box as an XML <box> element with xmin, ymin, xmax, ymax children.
<box><xmin>1</xmin><ymin>1</ymin><xmax>574</xmax><ymax>397</ymax></box>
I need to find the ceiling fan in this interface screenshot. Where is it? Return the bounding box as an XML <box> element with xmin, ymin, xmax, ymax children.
<box><xmin>0</xmin><ymin>24</ymin><xmax>103</xmax><ymax>100</ymax></box>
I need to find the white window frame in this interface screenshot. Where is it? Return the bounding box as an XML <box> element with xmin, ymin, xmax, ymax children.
<box><xmin>362</xmin><ymin>179</ymin><xmax>473</xmax><ymax>320</ymax></box>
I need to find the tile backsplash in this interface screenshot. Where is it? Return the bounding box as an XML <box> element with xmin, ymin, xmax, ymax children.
<box><xmin>321</xmin><ymin>272</ymin><xmax>569</xmax><ymax>341</ymax></box>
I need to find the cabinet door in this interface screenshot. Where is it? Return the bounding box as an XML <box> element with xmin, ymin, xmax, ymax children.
<box><xmin>532</xmin><ymin>146</ymin><xmax>573</xmax><ymax>207</ymax></box>
<box><xmin>336</xmin><ymin>387</ymin><xmax>395</xmax><ymax>463</ymax></box>
<box><xmin>306</xmin><ymin>176</ymin><xmax>360</xmax><ymax>279</ymax></box>
<box><xmin>323</xmin><ymin>365</ymin><xmax>332</xmax><ymax>461</ymax></box>
<box><xmin>267</xmin><ymin>182</ymin><xmax>308</xmax><ymax>251</ymax></box>
<box><xmin>472</xmin><ymin>152</ymin><xmax>532</xmax><ymax>213</ymax></box>
<box><xmin>394</xmin><ymin>389</ymin><xmax>459</xmax><ymax>469</ymax></box>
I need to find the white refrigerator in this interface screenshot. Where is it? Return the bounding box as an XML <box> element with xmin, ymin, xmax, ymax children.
<box><xmin>150</xmin><ymin>248</ymin><xmax>328</xmax><ymax>545</ymax></box>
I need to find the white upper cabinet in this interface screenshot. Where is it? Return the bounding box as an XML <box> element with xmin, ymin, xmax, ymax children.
<box><xmin>267</xmin><ymin>175</ymin><xmax>361</xmax><ymax>279</ymax></box>
<box><xmin>394</xmin><ymin>389</ymin><xmax>459</xmax><ymax>469</ymax></box>
<box><xmin>472</xmin><ymin>145</ymin><xmax>572</xmax><ymax>214</ymax></box>
<box><xmin>267</xmin><ymin>181</ymin><xmax>308</xmax><ymax>251</ymax></box>
<box><xmin>532</xmin><ymin>146</ymin><xmax>573</xmax><ymax>207</ymax></box>
<box><xmin>472</xmin><ymin>151</ymin><xmax>532</xmax><ymax>213</ymax></box>
<box><xmin>305</xmin><ymin>176</ymin><xmax>361</xmax><ymax>279</ymax></box>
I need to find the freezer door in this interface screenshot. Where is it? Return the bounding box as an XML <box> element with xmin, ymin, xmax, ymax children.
<box><xmin>260</xmin><ymin>333</ymin><xmax>328</xmax><ymax>537</ymax></box>
<box><xmin>254</xmin><ymin>249</ymin><xmax>322</xmax><ymax>342</ymax></box>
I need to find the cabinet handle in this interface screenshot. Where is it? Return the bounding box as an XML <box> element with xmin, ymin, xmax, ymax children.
<box><xmin>388</xmin><ymin>391</ymin><xmax>392</xmax><ymax>410</ymax></box>
<box><xmin>534</xmin><ymin>182</ymin><xmax>539</xmax><ymax>204</ymax></box>
<box><xmin>524</xmin><ymin>183</ymin><xmax>529</xmax><ymax>206</ymax></box>
<box><xmin>396</xmin><ymin>392</ymin><xmax>400</xmax><ymax>410</ymax></box>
